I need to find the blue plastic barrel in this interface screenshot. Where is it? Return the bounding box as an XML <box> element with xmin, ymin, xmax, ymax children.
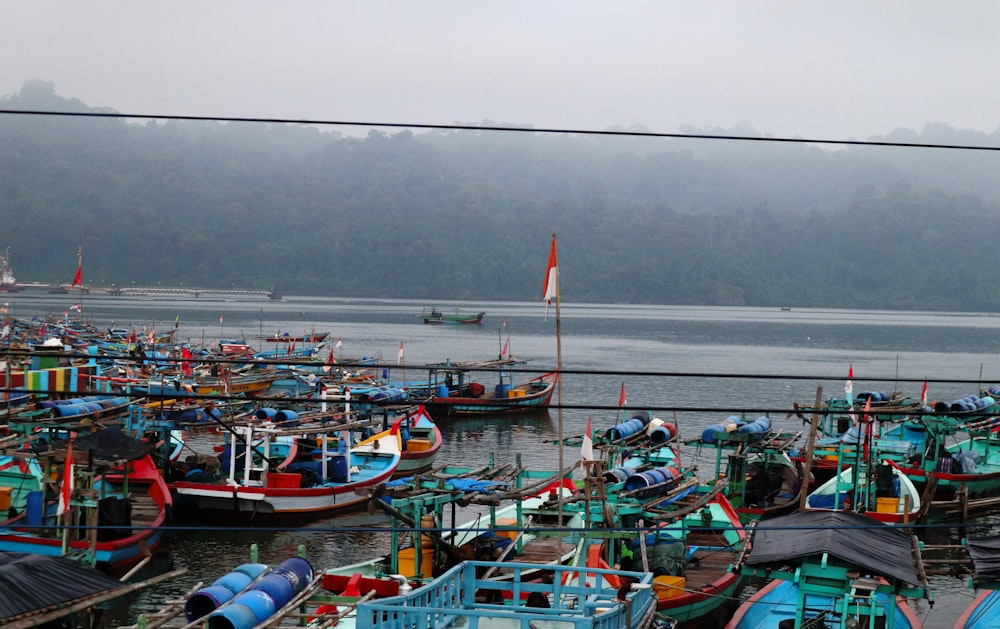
<box><xmin>184</xmin><ymin>585</ymin><xmax>238</xmax><ymax>621</ymax></box>
<box><xmin>436</xmin><ymin>384</ymin><xmax>450</xmax><ymax>398</ymax></box>
<box><xmin>623</xmin><ymin>467</ymin><xmax>678</xmax><ymax>494</ymax></box>
<box><xmin>701</xmin><ymin>417</ymin><xmax>739</xmax><ymax>443</ymax></box>
<box><xmin>649</xmin><ymin>422</ymin><xmax>677</xmax><ymax>445</ymax></box>
<box><xmin>602</xmin><ymin>467</ymin><xmax>634</xmax><ymax>484</ymax></box>
<box><xmin>275</xmin><ymin>410</ymin><xmax>299</xmax><ymax>425</ymax></box>
<box><xmin>605</xmin><ymin>417</ymin><xmax>646</xmax><ymax>441</ymax></box>
<box><xmin>206</xmin><ymin>603</ymin><xmax>258</xmax><ymax>629</ymax></box>
<box><xmin>212</xmin><ymin>570</ymin><xmax>254</xmax><ymax>594</ymax></box>
<box><xmin>250</xmin><ymin>573</ymin><xmax>294</xmax><ymax>608</ymax></box>
<box><xmin>737</xmin><ymin>416</ymin><xmax>771</xmax><ymax>435</ymax></box>
<box><xmin>229</xmin><ymin>590</ymin><xmax>276</xmax><ymax>622</ymax></box>
<box><xmin>326</xmin><ymin>455</ymin><xmax>349</xmax><ymax>482</ymax></box>
<box><xmin>255</xmin><ymin>408</ymin><xmax>277</xmax><ymax>420</ymax></box>
<box><xmin>25</xmin><ymin>491</ymin><xmax>43</xmax><ymax>526</ymax></box>
<box><xmin>272</xmin><ymin>557</ymin><xmax>313</xmax><ymax>594</ymax></box>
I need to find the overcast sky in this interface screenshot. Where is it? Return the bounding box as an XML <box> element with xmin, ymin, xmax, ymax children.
<box><xmin>2</xmin><ymin>1</ymin><xmax>999</xmax><ymax>141</ymax></box>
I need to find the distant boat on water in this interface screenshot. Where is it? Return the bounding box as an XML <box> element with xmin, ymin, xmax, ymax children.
<box><xmin>0</xmin><ymin>248</ymin><xmax>19</xmax><ymax>292</ymax></box>
<box><xmin>420</xmin><ymin>307</ymin><xmax>485</xmax><ymax>325</ymax></box>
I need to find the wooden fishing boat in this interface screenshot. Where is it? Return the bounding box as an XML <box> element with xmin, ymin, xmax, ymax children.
<box><xmin>0</xmin><ymin>429</ymin><xmax>172</xmax><ymax>573</ymax></box>
<box><xmin>419</xmin><ymin>307</ymin><xmax>485</xmax><ymax>325</ymax></box>
<box><xmin>427</xmin><ymin>369</ymin><xmax>558</xmax><ymax>416</ymax></box>
<box><xmin>805</xmin><ymin>459</ymin><xmax>921</xmax><ymax>525</ymax></box>
<box><xmin>576</xmin><ymin>411</ymin><xmax>749</xmax><ymax>625</ymax></box>
<box><xmin>690</xmin><ymin>416</ymin><xmax>806</xmax><ymax>523</ymax></box>
<box><xmin>355</xmin><ymin>405</ymin><xmax>441</xmax><ymax>477</ymax></box>
<box><xmin>726</xmin><ymin>510</ymin><xmax>932</xmax><ymax>629</ymax></box>
<box><xmin>798</xmin><ymin>389</ymin><xmax>1000</xmax><ymax>518</ymax></box>
<box><xmin>171</xmin><ymin>420</ymin><xmax>402</xmax><ymax>522</ymax></box>
<box><xmin>955</xmin><ymin>534</ymin><xmax>1000</xmax><ymax>628</ymax></box>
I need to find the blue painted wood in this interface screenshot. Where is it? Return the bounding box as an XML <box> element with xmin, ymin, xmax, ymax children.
<box><xmin>356</xmin><ymin>560</ymin><xmax>655</xmax><ymax>629</ymax></box>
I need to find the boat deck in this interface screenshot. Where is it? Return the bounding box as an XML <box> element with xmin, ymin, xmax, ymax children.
<box><xmin>683</xmin><ymin>529</ymin><xmax>739</xmax><ymax>589</ymax></box>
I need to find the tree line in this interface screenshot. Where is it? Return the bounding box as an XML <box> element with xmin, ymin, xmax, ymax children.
<box><xmin>2</xmin><ymin>80</ymin><xmax>1000</xmax><ymax>311</ymax></box>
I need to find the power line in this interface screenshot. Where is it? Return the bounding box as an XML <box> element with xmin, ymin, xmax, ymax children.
<box><xmin>1</xmin><ymin>108</ymin><xmax>999</xmax><ymax>152</ymax></box>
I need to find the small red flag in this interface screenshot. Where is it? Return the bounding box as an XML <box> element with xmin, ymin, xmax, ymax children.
<box><xmin>618</xmin><ymin>382</ymin><xmax>627</xmax><ymax>408</ymax></box>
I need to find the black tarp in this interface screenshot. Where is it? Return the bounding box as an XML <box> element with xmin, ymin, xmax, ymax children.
<box><xmin>967</xmin><ymin>535</ymin><xmax>1000</xmax><ymax>581</ymax></box>
<box><xmin>745</xmin><ymin>510</ymin><xmax>920</xmax><ymax>586</ymax></box>
<box><xmin>47</xmin><ymin>426</ymin><xmax>155</xmax><ymax>462</ymax></box>
<box><xmin>0</xmin><ymin>551</ymin><xmax>124</xmax><ymax>619</ymax></box>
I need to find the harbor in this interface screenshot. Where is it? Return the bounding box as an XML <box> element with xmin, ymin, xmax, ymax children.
<box><xmin>1</xmin><ymin>295</ymin><xmax>998</xmax><ymax>627</ymax></box>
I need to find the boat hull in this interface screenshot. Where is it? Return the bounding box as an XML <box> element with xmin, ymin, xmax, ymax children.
<box><xmin>726</xmin><ymin>578</ymin><xmax>922</xmax><ymax>629</ymax></box>
<box><xmin>427</xmin><ymin>372</ymin><xmax>557</xmax><ymax>416</ymax></box>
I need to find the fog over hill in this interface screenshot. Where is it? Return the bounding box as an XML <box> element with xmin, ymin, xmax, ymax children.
<box><xmin>2</xmin><ymin>81</ymin><xmax>999</xmax><ymax>311</ymax></box>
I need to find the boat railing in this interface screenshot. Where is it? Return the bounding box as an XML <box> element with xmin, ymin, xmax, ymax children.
<box><xmin>355</xmin><ymin>560</ymin><xmax>655</xmax><ymax>629</ymax></box>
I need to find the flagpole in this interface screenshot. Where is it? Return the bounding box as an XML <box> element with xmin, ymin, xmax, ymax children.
<box><xmin>553</xmin><ymin>237</ymin><xmax>564</xmax><ymax>526</ymax></box>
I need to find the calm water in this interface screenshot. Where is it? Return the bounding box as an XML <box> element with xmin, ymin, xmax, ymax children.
<box><xmin>9</xmin><ymin>293</ymin><xmax>999</xmax><ymax>628</ymax></box>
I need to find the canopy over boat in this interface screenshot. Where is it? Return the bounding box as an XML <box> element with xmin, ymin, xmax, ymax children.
<box><xmin>745</xmin><ymin>510</ymin><xmax>920</xmax><ymax>586</ymax></box>
<box><xmin>0</xmin><ymin>551</ymin><xmax>124</xmax><ymax>619</ymax></box>
<box><xmin>968</xmin><ymin>535</ymin><xmax>1000</xmax><ymax>581</ymax></box>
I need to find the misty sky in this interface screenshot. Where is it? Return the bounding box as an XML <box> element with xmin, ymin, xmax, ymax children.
<box><xmin>2</xmin><ymin>1</ymin><xmax>999</xmax><ymax>141</ymax></box>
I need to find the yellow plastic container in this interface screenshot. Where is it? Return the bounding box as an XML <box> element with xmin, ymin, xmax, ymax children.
<box><xmin>0</xmin><ymin>486</ymin><xmax>11</xmax><ymax>511</ymax></box>
<box><xmin>508</xmin><ymin>389</ymin><xmax>526</xmax><ymax>398</ymax></box>
<box><xmin>876</xmin><ymin>497</ymin><xmax>900</xmax><ymax>513</ymax></box>
<box><xmin>494</xmin><ymin>517</ymin><xmax>519</xmax><ymax>541</ymax></box>
<box><xmin>396</xmin><ymin>547</ymin><xmax>435</xmax><ymax>578</ymax></box>
<box><xmin>653</xmin><ymin>575</ymin><xmax>686</xmax><ymax>599</ymax></box>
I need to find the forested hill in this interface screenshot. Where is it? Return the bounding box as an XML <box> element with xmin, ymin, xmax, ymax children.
<box><xmin>3</xmin><ymin>80</ymin><xmax>1000</xmax><ymax>311</ymax></box>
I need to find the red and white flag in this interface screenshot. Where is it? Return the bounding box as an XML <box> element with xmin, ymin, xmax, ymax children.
<box><xmin>580</xmin><ymin>417</ymin><xmax>594</xmax><ymax>461</ymax></box>
<box><xmin>618</xmin><ymin>382</ymin><xmax>627</xmax><ymax>408</ymax></box>
<box><xmin>71</xmin><ymin>245</ymin><xmax>82</xmax><ymax>287</ymax></box>
<box><xmin>57</xmin><ymin>440</ymin><xmax>74</xmax><ymax>517</ymax></box>
<box><xmin>919</xmin><ymin>381</ymin><xmax>928</xmax><ymax>407</ymax></box>
<box><xmin>397</xmin><ymin>341</ymin><xmax>405</xmax><ymax>365</ymax></box>
<box><xmin>336</xmin><ymin>337</ymin><xmax>343</xmax><ymax>350</ymax></box>
<box><xmin>845</xmin><ymin>365</ymin><xmax>854</xmax><ymax>405</ymax></box>
<box><xmin>501</xmin><ymin>335</ymin><xmax>510</xmax><ymax>357</ymax></box>
<box><xmin>219</xmin><ymin>314</ymin><xmax>224</xmax><ymax>324</ymax></box>
<box><xmin>69</xmin><ymin>303</ymin><xmax>81</xmax><ymax>312</ymax></box>
<box><xmin>542</xmin><ymin>234</ymin><xmax>558</xmax><ymax>306</ymax></box>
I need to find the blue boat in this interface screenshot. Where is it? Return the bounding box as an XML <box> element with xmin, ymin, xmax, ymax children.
<box><xmin>726</xmin><ymin>510</ymin><xmax>932</xmax><ymax>629</ymax></box>
<box><xmin>955</xmin><ymin>535</ymin><xmax>1000</xmax><ymax>629</ymax></box>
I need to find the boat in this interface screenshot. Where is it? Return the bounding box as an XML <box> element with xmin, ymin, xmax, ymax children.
<box><xmin>426</xmin><ymin>362</ymin><xmax>558</xmax><ymax>416</ymax></box>
<box><xmin>356</xmin><ymin>405</ymin><xmax>441</xmax><ymax>477</ymax></box>
<box><xmin>693</xmin><ymin>415</ymin><xmax>807</xmax><ymax>522</ymax></box>
<box><xmin>171</xmin><ymin>419</ymin><xmax>402</xmax><ymax>522</ymax></box>
<box><xmin>0</xmin><ymin>427</ymin><xmax>172</xmax><ymax>573</ymax></box>
<box><xmin>419</xmin><ymin>306</ymin><xmax>485</xmax><ymax>324</ymax></box>
<box><xmin>259</xmin><ymin>330</ymin><xmax>330</xmax><ymax>343</ymax></box>
<box><xmin>796</xmin><ymin>388</ymin><xmax>1000</xmax><ymax>519</ymax></box>
<box><xmin>805</xmin><ymin>459</ymin><xmax>922</xmax><ymax>525</ymax></box>
<box><xmin>568</xmin><ymin>478</ymin><xmax>748</xmax><ymax>626</ymax></box>
<box><xmin>726</xmin><ymin>510</ymin><xmax>932</xmax><ymax>629</ymax></box>
<box><xmin>0</xmin><ymin>247</ymin><xmax>19</xmax><ymax>292</ymax></box>
<box><xmin>955</xmin><ymin>534</ymin><xmax>1000</xmax><ymax>628</ymax></box>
